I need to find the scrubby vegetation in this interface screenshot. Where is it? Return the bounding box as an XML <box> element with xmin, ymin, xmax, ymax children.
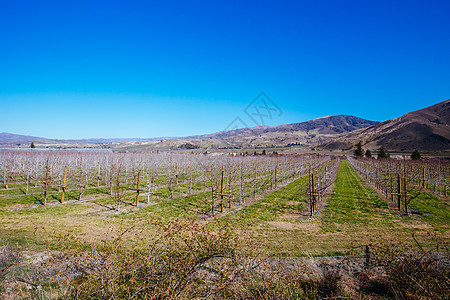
<box><xmin>0</xmin><ymin>220</ymin><xmax>448</xmax><ymax>299</ymax></box>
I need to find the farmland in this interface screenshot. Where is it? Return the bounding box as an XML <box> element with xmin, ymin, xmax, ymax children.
<box><xmin>0</xmin><ymin>151</ymin><xmax>332</xmax><ymax>241</ymax></box>
<box><xmin>0</xmin><ymin>150</ymin><xmax>449</xmax><ymax>298</ymax></box>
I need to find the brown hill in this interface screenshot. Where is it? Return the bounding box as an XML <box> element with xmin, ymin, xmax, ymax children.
<box><xmin>0</xmin><ymin>132</ymin><xmax>62</xmax><ymax>146</ymax></box>
<box><xmin>197</xmin><ymin>115</ymin><xmax>378</xmax><ymax>148</ymax></box>
<box><xmin>320</xmin><ymin>99</ymin><xmax>450</xmax><ymax>153</ymax></box>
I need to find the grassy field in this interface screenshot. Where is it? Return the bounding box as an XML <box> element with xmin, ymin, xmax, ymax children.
<box><xmin>218</xmin><ymin>160</ymin><xmax>449</xmax><ymax>256</ymax></box>
<box><xmin>0</xmin><ymin>160</ymin><xmax>448</xmax><ymax>255</ymax></box>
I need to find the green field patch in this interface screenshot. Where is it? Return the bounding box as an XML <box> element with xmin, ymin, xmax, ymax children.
<box><xmin>322</xmin><ymin>160</ymin><xmax>392</xmax><ymax>233</ymax></box>
<box><xmin>0</xmin><ymin>202</ymin><xmax>85</xmax><ymax>217</ymax></box>
<box><xmin>223</xmin><ymin>176</ymin><xmax>308</xmax><ymax>227</ymax></box>
<box><xmin>139</xmin><ymin>191</ymin><xmax>212</xmax><ymax>221</ymax></box>
<box><xmin>408</xmin><ymin>190</ymin><xmax>450</xmax><ymax>230</ymax></box>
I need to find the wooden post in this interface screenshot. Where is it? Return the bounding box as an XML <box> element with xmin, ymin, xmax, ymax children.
<box><xmin>26</xmin><ymin>172</ymin><xmax>29</xmax><ymax>195</ymax></box>
<box><xmin>274</xmin><ymin>165</ymin><xmax>278</xmax><ymax>189</ymax></box>
<box><xmin>220</xmin><ymin>167</ymin><xmax>224</xmax><ymax>212</ymax></box>
<box><xmin>397</xmin><ymin>174</ymin><xmax>401</xmax><ymax>210</ymax></box>
<box><xmin>375</xmin><ymin>168</ymin><xmax>378</xmax><ymax>189</ymax></box>
<box><xmin>444</xmin><ymin>175</ymin><xmax>447</xmax><ymax>197</ymax></box>
<box><xmin>308</xmin><ymin>170</ymin><xmax>311</xmax><ymax>216</ymax></box>
<box><xmin>61</xmin><ymin>166</ymin><xmax>67</xmax><ymax>203</ymax></box>
<box><xmin>147</xmin><ymin>182</ymin><xmax>151</xmax><ymax>205</ymax></box>
<box><xmin>109</xmin><ymin>166</ymin><xmax>113</xmax><ymax>195</ymax></box>
<box><xmin>34</xmin><ymin>165</ymin><xmax>38</xmax><ymax>187</ymax></box>
<box><xmin>228</xmin><ymin>170</ymin><xmax>232</xmax><ymax>208</ymax></box>
<box><xmin>116</xmin><ymin>166</ymin><xmax>121</xmax><ymax>211</ymax></box>
<box><xmin>240</xmin><ymin>165</ymin><xmax>243</xmax><ymax>205</ymax></box>
<box><xmin>78</xmin><ymin>156</ymin><xmax>83</xmax><ymax>201</ymax></box>
<box><xmin>189</xmin><ymin>167</ymin><xmax>192</xmax><ymax>195</ymax></box>
<box><xmin>422</xmin><ymin>167</ymin><xmax>425</xmax><ymax>188</ymax></box>
<box><xmin>384</xmin><ymin>173</ymin><xmax>388</xmax><ymax>197</ymax></box>
<box><xmin>211</xmin><ymin>186</ymin><xmax>215</xmax><ymax>217</ymax></box>
<box><xmin>136</xmin><ymin>171</ymin><xmax>141</xmax><ymax>206</ymax></box>
<box><xmin>43</xmin><ymin>160</ymin><xmax>49</xmax><ymax>206</ymax></box>
<box><xmin>311</xmin><ymin>173</ymin><xmax>316</xmax><ymax>217</ymax></box>
<box><xmin>365</xmin><ymin>244</ymin><xmax>371</xmax><ymax>268</ymax></box>
<box><xmin>253</xmin><ymin>169</ymin><xmax>257</xmax><ymax>200</ymax></box>
<box><xmin>438</xmin><ymin>158</ymin><xmax>441</xmax><ymax>195</ymax></box>
<box><xmin>168</xmin><ymin>167</ymin><xmax>173</xmax><ymax>198</ymax></box>
<box><xmin>97</xmin><ymin>162</ymin><xmax>101</xmax><ymax>187</ymax></box>
<box><xmin>204</xmin><ymin>164</ymin><xmax>207</xmax><ymax>190</ymax></box>
<box><xmin>49</xmin><ymin>164</ymin><xmax>53</xmax><ymax>186</ymax></box>
<box><xmin>403</xmin><ymin>177</ymin><xmax>408</xmax><ymax>215</ymax></box>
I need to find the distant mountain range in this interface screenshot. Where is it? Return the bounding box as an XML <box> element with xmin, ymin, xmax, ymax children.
<box><xmin>0</xmin><ymin>133</ymin><xmax>177</xmax><ymax>146</ymax></box>
<box><xmin>1</xmin><ymin>99</ymin><xmax>449</xmax><ymax>153</ymax></box>
<box><xmin>0</xmin><ymin>115</ymin><xmax>378</xmax><ymax>149</ymax></box>
<box><xmin>193</xmin><ymin>115</ymin><xmax>379</xmax><ymax>148</ymax></box>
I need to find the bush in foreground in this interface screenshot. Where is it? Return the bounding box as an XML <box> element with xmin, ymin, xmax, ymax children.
<box><xmin>2</xmin><ymin>223</ymin><xmax>449</xmax><ymax>299</ymax></box>
<box><xmin>358</xmin><ymin>238</ymin><xmax>449</xmax><ymax>300</ymax></box>
<box><xmin>52</xmin><ymin>221</ymin><xmax>318</xmax><ymax>299</ymax></box>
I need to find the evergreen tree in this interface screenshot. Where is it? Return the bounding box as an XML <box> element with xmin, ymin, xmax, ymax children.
<box><xmin>411</xmin><ymin>149</ymin><xmax>421</xmax><ymax>160</ymax></box>
<box><xmin>377</xmin><ymin>145</ymin><xmax>389</xmax><ymax>159</ymax></box>
<box><xmin>353</xmin><ymin>142</ymin><xmax>364</xmax><ymax>158</ymax></box>
<box><xmin>30</xmin><ymin>142</ymin><xmax>35</xmax><ymax>148</ymax></box>
<box><xmin>365</xmin><ymin>149</ymin><xmax>372</xmax><ymax>158</ymax></box>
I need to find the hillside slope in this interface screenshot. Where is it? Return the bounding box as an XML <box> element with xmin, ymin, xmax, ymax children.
<box><xmin>197</xmin><ymin>115</ymin><xmax>378</xmax><ymax>147</ymax></box>
<box><xmin>320</xmin><ymin>99</ymin><xmax>450</xmax><ymax>152</ymax></box>
<box><xmin>0</xmin><ymin>132</ymin><xmax>60</xmax><ymax>145</ymax></box>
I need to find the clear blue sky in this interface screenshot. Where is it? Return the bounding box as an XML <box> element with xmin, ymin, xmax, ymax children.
<box><xmin>1</xmin><ymin>0</ymin><xmax>449</xmax><ymax>139</ymax></box>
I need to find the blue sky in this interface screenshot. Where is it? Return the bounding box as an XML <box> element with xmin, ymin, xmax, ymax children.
<box><xmin>1</xmin><ymin>0</ymin><xmax>449</xmax><ymax>139</ymax></box>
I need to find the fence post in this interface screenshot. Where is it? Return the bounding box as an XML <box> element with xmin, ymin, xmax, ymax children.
<box><xmin>397</xmin><ymin>174</ymin><xmax>401</xmax><ymax>211</ymax></box>
<box><xmin>211</xmin><ymin>186</ymin><xmax>215</xmax><ymax>217</ymax></box>
<box><xmin>61</xmin><ymin>166</ymin><xmax>67</xmax><ymax>203</ymax></box>
<box><xmin>136</xmin><ymin>171</ymin><xmax>141</xmax><ymax>206</ymax></box>
<box><xmin>274</xmin><ymin>165</ymin><xmax>278</xmax><ymax>189</ymax></box>
<box><xmin>310</xmin><ymin>173</ymin><xmax>316</xmax><ymax>217</ymax></box>
<box><xmin>220</xmin><ymin>167</ymin><xmax>224</xmax><ymax>212</ymax></box>
<box><xmin>97</xmin><ymin>162</ymin><xmax>101</xmax><ymax>187</ymax></box>
<box><xmin>240</xmin><ymin>165</ymin><xmax>243</xmax><ymax>205</ymax></box>
<box><xmin>365</xmin><ymin>244</ymin><xmax>371</xmax><ymax>268</ymax></box>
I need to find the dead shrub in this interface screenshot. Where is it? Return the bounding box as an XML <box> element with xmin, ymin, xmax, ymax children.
<box><xmin>43</xmin><ymin>220</ymin><xmax>320</xmax><ymax>299</ymax></box>
<box><xmin>317</xmin><ymin>262</ymin><xmax>342</xmax><ymax>297</ymax></box>
<box><xmin>357</xmin><ymin>238</ymin><xmax>449</xmax><ymax>300</ymax></box>
<box><xmin>0</xmin><ymin>246</ymin><xmax>22</xmax><ymax>280</ymax></box>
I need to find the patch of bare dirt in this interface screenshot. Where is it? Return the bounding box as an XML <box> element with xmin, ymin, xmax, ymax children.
<box><xmin>269</xmin><ymin>216</ymin><xmax>322</xmax><ymax>233</ymax></box>
<box><xmin>401</xmin><ymin>223</ymin><xmax>433</xmax><ymax>230</ymax></box>
<box><xmin>268</xmin><ymin>221</ymin><xmax>294</xmax><ymax>230</ymax></box>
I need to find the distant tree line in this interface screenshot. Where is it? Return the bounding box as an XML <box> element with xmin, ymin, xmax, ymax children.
<box><xmin>353</xmin><ymin>142</ymin><xmax>421</xmax><ymax>160</ymax></box>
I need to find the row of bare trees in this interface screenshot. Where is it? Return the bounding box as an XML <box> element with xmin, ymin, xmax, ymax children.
<box><xmin>307</xmin><ymin>158</ymin><xmax>340</xmax><ymax>216</ymax></box>
<box><xmin>0</xmin><ymin>151</ymin><xmax>332</xmax><ymax>212</ymax></box>
<box><xmin>348</xmin><ymin>156</ymin><xmax>449</xmax><ymax>215</ymax></box>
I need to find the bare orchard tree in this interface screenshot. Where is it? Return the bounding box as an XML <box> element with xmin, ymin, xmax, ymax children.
<box><xmin>115</xmin><ymin>162</ymin><xmax>123</xmax><ymax>211</ymax></box>
<box><xmin>43</xmin><ymin>159</ymin><xmax>49</xmax><ymax>205</ymax></box>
